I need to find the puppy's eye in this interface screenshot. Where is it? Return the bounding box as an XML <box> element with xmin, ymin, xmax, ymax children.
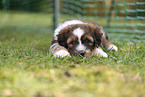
<box><xmin>70</xmin><ymin>41</ymin><xmax>76</xmax><ymax>45</ymax></box>
<box><xmin>85</xmin><ymin>39</ymin><xmax>93</xmax><ymax>46</ymax></box>
<box><xmin>85</xmin><ymin>39</ymin><xmax>90</xmax><ymax>43</ymax></box>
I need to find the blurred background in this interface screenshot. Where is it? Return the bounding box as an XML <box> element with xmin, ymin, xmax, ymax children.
<box><xmin>0</xmin><ymin>0</ymin><xmax>145</xmax><ymax>41</ymax></box>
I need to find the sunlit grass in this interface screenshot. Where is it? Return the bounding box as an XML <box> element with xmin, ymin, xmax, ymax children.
<box><xmin>0</xmin><ymin>11</ymin><xmax>145</xmax><ymax>97</ymax></box>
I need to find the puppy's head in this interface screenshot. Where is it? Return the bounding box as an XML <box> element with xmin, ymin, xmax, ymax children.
<box><xmin>57</xmin><ymin>24</ymin><xmax>102</xmax><ymax>57</ymax></box>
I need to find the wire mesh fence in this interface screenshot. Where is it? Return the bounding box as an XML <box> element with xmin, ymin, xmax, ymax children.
<box><xmin>0</xmin><ymin>0</ymin><xmax>145</xmax><ymax>41</ymax></box>
<box><xmin>60</xmin><ymin>0</ymin><xmax>145</xmax><ymax>41</ymax></box>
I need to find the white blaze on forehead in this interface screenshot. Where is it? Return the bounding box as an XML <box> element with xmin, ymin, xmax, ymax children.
<box><xmin>73</xmin><ymin>28</ymin><xmax>84</xmax><ymax>40</ymax></box>
<box><xmin>73</xmin><ymin>28</ymin><xmax>86</xmax><ymax>51</ymax></box>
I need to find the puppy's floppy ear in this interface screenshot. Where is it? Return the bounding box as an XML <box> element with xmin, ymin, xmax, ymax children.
<box><xmin>94</xmin><ymin>28</ymin><xmax>102</xmax><ymax>47</ymax></box>
<box><xmin>89</xmin><ymin>23</ymin><xmax>103</xmax><ymax>47</ymax></box>
<box><xmin>57</xmin><ymin>27</ymin><xmax>70</xmax><ymax>48</ymax></box>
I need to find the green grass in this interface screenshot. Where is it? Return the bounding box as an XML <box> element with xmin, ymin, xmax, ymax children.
<box><xmin>0</xmin><ymin>11</ymin><xmax>145</xmax><ymax>97</ymax></box>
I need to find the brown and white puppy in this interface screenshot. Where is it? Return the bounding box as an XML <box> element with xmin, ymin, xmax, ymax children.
<box><xmin>49</xmin><ymin>20</ymin><xmax>118</xmax><ymax>57</ymax></box>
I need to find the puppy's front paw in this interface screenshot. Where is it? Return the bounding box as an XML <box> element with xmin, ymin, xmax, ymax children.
<box><xmin>107</xmin><ymin>44</ymin><xmax>118</xmax><ymax>51</ymax></box>
<box><xmin>94</xmin><ymin>48</ymin><xmax>108</xmax><ymax>58</ymax></box>
<box><xmin>54</xmin><ymin>50</ymin><xmax>71</xmax><ymax>57</ymax></box>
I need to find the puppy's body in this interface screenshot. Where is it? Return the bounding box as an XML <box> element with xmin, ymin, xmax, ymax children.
<box><xmin>50</xmin><ymin>20</ymin><xmax>118</xmax><ymax>57</ymax></box>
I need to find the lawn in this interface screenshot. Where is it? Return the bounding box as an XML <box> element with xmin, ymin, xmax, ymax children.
<box><xmin>0</xmin><ymin>11</ymin><xmax>145</xmax><ymax>97</ymax></box>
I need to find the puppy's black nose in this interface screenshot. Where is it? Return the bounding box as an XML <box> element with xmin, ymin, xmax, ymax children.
<box><xmin>78</xmin><ymin>51</ymin><xmax>85</xmax><ymax>56</ymax></box>
<box><xmin>80</xmin><ymin>52</ymin><xmax>85</xmax><ymax>56</ymax></box>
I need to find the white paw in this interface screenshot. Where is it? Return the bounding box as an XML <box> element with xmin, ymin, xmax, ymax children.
<box><xmin>54</xmin><ymin>50</ymin><xmax>71</xmax><ymax>57</ymax></box>
<box><xmin>107</xmin><ymin>44</ymin><xmax>118</xmax><ymax>51</ymax></box>
<box><xmin>94</xmin><ymin>48</ymin><xmax>108</xmax><ymax>57</ymax></box>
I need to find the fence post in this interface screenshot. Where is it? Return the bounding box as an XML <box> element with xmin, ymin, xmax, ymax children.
<box><xmin>53</xmin><ymin>0</ymin><xmax>60</xmax><ymax>31</ymax></box>
<box><xmin>106</xmin><ymin>0</ymin><xmax>114</xmax><ymax>29</ymax></box>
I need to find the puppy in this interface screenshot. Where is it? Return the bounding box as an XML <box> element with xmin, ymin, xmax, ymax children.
<box><xmin>49</xmin><ymin>20</ymin><xmax>118</xmax><ymax>57</ymax></box>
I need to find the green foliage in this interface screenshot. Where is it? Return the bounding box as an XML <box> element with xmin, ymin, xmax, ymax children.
<box><xmin>0</xmin><ymin>11</ymin><xmax>145</xmax><ymax>97</ymax></box>
<box><xmin>0</xmin><ymin>0</ymin><xmax>53</xmax><ymax>12</ymax></box>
